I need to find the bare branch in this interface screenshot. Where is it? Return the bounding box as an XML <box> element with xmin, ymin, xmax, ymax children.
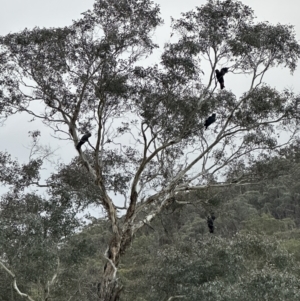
<box><xmin>127</xmin><ymin>138</ymin><xmax>180</xmax><ymax>222</ymax></box>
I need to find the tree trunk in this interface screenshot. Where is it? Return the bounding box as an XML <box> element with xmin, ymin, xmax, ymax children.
<box><xmin>98</xmin><ymin>279</ymin><xmax>122</xmax><ymax>301</ymax></box>
<box><xmin>97</xmin><ymin>189</ymin><xmax>138</xmax><ymax>300</ymax></box>
<box><xmin>97</xmin><ymin>221</ymin><xmax>134</xmax><ymax>301</ymax></box>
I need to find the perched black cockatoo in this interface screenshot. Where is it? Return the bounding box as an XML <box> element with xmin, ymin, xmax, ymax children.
<box><xmin>204</xmin><ymin>113</ymin><xmax>216</xmax><ymax>130</ymax></box>
<box><xmin>215</xmin><ymin>67</ymin><xmax>228</xmax><ymax>89</ymax></box>
<box><xmin>76</xmin><ymin>132</ymin><xmax>91</xmax><ymax>150</ymax></box>
<box><xmin>207</xmin><ymin>213</ymin><xmax>216</xmax><ymax>233</ymax></box>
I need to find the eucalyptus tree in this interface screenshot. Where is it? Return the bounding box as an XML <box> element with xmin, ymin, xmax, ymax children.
<box><xmin>0</xmin><ymin>151</ymin><xmax>81</xmax><ymax>301</ymax></box>
<box><xmin>0</xmin><ymin>191</ymin><xmax>80</xmax><ymax>301</ymax></box>
<box><xmin>1</xmin><ymin>0</ymin><xmax>300</xmax><ymax>300</ymax></box>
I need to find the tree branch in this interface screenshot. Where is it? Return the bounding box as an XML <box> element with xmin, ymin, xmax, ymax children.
<box><xmin>0</xmin><ymin>260</ymin><xmax>36</xmax><ymax>301</ymax></box>
<box><xmin>166</xmin><ymin>295</ymin><xmax>186</xmax><ymax>301</ymax></box>
<box><xmin>45</xmin><ymin>257</ymin><xmax>59</xmax><ymax>301</ymax></box>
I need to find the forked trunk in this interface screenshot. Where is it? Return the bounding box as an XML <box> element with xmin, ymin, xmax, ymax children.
<box><xmin>98</xmin><ymin>229</ymin><xmax>132</xmax><ymax>300</ymax></box>
<box><xmin>98</xmin><ymin>250</ymin><xmax>122</xmax><ymax>300</ymax></box>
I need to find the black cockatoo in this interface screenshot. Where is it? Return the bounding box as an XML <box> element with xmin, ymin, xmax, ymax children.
<box><xmin>207</xmin><ymin>213</ymin><xmax>216</xmax><ymax>233</ymax></box>
<box><xmin>204</xmin><ymin>113</ymin><xmax>216</xmax><ymax>130</ymax></box>
<box><xmin>76</xmin><ymin>132</ymin><xmax>91</xmax><ymax>150</ymax></box>
<box><xmin>215</xmin><ymin>67</ymin><xmax>228</xmax><ymax>89</ymax></box>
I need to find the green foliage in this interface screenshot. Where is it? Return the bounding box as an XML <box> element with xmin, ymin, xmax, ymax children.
<box><xmin>51</xmin><ymin>220</ymin><xmax>111</xmax><ymax>301</ymax></box>
<box><xmin>0</xmin><ymin>151</ymin><xmax>42</xmax><ymax>191</ymax></box>
<box><xmin>242</xmin><ymin>214</ymin><xmax>295</xmax><ymax>235</ymax></box>
<box><xmin>172</xmin><ymin>0</ymin><xmax>254</xmax><ymax>52</ymax></box>
<box><xmin>230</xmin><ymin>22</ymin><xmax>300</xmax><ymax>72</ymax></box>
<box><xmin>0</xmin><ymin>190</ymin><xmax>80</xmax><ymax>299</ymax></box>
<box><xmin>122</xmin><ymin>234</ymin><xmax>300</xmax><ymax>301</ymax></box>
<box><xmin>282</xmin><ymin>239</ymin><xmax>300</xmax><ymax>262</ymax></box>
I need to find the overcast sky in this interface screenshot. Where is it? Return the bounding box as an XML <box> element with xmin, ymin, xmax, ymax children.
<box><xmin>1</xmin><ymin>0</ymin><xmax>300</xmax><ymax>201</ymax></box>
